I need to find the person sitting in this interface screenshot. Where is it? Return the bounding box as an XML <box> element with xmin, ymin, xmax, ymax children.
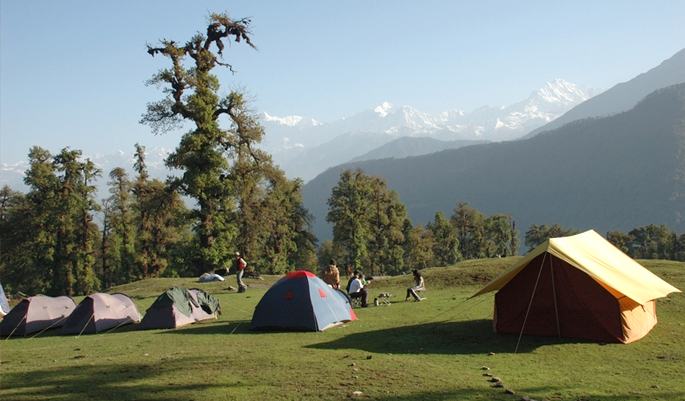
<box><xmin>320</xmin><ymin>259</ymin><xmax>340</xmax><ymax>289</ymax></box>
<box><xmin>406</xmin><ymin>269</ymin><xmax>425</xmax><ymax>301</ymax></box>
<box><xmin>348</xmin><ymin>271</ymin><xmax>369</xmax><ymax>307</ymax></box>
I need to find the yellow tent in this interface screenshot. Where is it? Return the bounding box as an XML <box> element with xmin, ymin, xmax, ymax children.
<box><xmin>471</xmin><ymin>230</ymin><xmax>680</xmax><ymax>343</ymax></box>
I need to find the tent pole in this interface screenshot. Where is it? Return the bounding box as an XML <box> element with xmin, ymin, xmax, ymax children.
<box><xmin>29</xmin><ymin>315</ymin><xmax>68</xmax><ymax>340</ymax></box>
<box><xmin>515</xmin><ymin>252</ymin><xmax>548</xmax><ymax>354</ymax></box>
<box><xmin>77</xmin><ymin>314</ymin><xmax>95</xmax><ymax>338</ymax></box>
<box><xmin>4</xmin><ymin>315</ymin><xmax>27</xmax><ymax>341</ymax></box>
<box><xmin>550</xmin><ymin>257</ymin><xmax>561</xmax><ymax>339</ymax></box>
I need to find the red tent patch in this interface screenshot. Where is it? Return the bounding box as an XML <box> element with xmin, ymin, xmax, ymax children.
<box><xmin>284</xmin><ymin>290</ymin><xmax>293</xmax><ymax>300</ymax></box>
<box><xmin>318</xmin><ymin>288</ymin><xmax>327</xmax><ymax>298</ymax></box>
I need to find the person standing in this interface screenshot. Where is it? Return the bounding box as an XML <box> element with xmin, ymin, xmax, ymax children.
<box><xmin>345</xmin><ymin>263</ymin><xmax>352</xmax><ymax>280</ymax></box>
<box><xmin>235</xmin><ymin>252</ymin><xmax>248</xmax><ymax>293</ymax></box>
<box><xmin>321</xmin><ymin>259</ymin><xmax>340</xmax><ymax>289</ymax></box>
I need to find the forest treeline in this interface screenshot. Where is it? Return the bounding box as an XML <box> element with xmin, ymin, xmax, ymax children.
<box><xmin>2</xmin><ymin>156</ymin><xmax>684</xmax><ymax>297</ymax></box>
<box><xmin>2</xmin><ymin>12</ymin><xmax>684</xmax><ymax>297</ymax></box>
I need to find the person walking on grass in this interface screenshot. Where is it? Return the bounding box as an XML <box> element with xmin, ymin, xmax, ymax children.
<box><xmin>406</xmin><ymin>269</ymin><xmax>425</xmax><ymax>301</ymax></box>
<box><xmin>235</xmin><ymin>251</ymin><xmax>248</xmax><ymax>293</ymax></box>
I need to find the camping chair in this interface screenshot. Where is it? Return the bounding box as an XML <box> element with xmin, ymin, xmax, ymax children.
<box><xmin>376</xmin><ymin>292</ymin><xmax>393</xmax><ymax>306</ymax></box>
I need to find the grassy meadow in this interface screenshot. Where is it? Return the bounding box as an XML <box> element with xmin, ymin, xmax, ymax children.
<box><xmin>1</xmin><ymin>258</ymin><xmax>684</xmax><ymax>401</ymax></box>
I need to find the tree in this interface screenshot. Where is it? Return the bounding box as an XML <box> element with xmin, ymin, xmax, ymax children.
<box><xmin>317</xmin><ymin>240</ymin><xmax>344</xmax><ymax>272</ymax></box>
<box><xmin>524</xmin><ymin>223</ymin><xmax>580</xmax><ymax>252</ymax></box>
<box><xmin>628</xmin><ymin>224</ymin><xmax>675</xmax><ymax>259</ymax></box>
<box><xmin>607</xmin><ymin>230</ymin><xmax>634</xmax><ymax>255</ymax></box>
<box><xmin>12</xmin><ymin>147</ymin><xmax>102</xmax><ymax>296</ymax></box>
<box><xmin>131</xmin><ymin>144</ymin><xmax>189</xmax><ymax>278</ymax></box>
<box><xmin>0</xmin><ymin>186</ymin><xmax>40</xmax><ymax>294</ymax></box>
<box><xmin>326</xmin><ymin>169</ymin><xmax>409</xmax><ymax>274</ymax></box>
<box><xmin>249</xmin><ymin>175</ymin><xmax>317</xmax><ymax>274</ymax></box>
<box><xmin>484</xmin><ymin>213</ymin><xmax>519</xmax><ymax>257</ymax></box>
<box><xmin>51</xmin><ymin>148</ymin><xmax>102</xmax><ymax>296</ymax></box>
<box><xmin>326</xmin><ymin>169</ymin><xmax>373</xmax><ymax>269</ymax></box>
<box><xmin>141</xmin><ymin>12</ymin><xmax>258</xmax><ymax>272</ymax></box>
<box><xmin>402</xmin><ymin>222</ymin><xmax>434</xmax><ymax>270</ymax></box>
<box><xmin>366</xmin><ymin>176</ymin><xmax>408</xmax><ymax>275</ymax></box>
<box><xmin>451</xmin><ymin>202</ymin><xmax>487</xmax><ymax>259</ymax></box>
<box><xmin>426</xmin><ymin>211</ymin><xmax>459</xmax><ymax>266</ymax></box>
<box><xmin>104</xmin><ymin>167</ymin><xmax>136</xmax><ymax>284</ymax></box>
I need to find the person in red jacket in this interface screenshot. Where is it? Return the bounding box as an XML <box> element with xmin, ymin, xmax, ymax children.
<box><xmin>235</xmin><ymin>251</ymin><xmax>248</xmax><ymax>293</ymax></box>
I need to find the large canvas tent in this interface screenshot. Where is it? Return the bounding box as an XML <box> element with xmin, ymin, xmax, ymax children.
<box><xmin>250</xmin><ymin>270</ymin><xmax>356</xmax><ymax>331</ymax></box>
<box><xmin>138</xmin><ymin>287</ymin><xmax>221</xmax><ymax>330</ymax></box>
<box><xmin>60</xmin><ymin>293</ymin><xmax>141</xmax><ymax>335</ymax></box>
<box><xmin>0</xmin><ymin>295</ymin><xmax>76</xmax><ymax>337</ymax></box>
<box><xmin>471</xmin><ymin>230</ymin><xmax>680</xmax><ymax>343</ymax></box>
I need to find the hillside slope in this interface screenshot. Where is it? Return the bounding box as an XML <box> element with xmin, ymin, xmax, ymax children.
<box><xmin>350</xmin><ymin>137</ymin><xmax>489</xmax><ymax>162</ymax></box>
<box><xmin>523</xmin><ymin>47</ymin><xmax>685</xmax><ymax>139</ymax></box>
<box><xmin>303</xmin><ymin>84</ymin><xmax>685</xmax><ymax>242</ymax></box>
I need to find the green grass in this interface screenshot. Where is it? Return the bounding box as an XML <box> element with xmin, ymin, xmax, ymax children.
<box><xmin>2</xmin><ymin>260</ymin><xmax>684</xmax><ymax>400</ymax></box>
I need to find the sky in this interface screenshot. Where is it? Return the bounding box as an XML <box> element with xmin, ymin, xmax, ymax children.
<box><xmin>2</xmin><ymin>0</ymin><xmax>684</xmax><ymax>169</ymax></box>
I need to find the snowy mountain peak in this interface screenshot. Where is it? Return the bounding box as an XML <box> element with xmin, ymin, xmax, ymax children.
<box><xmin>532</xmin><ymin>78</ymin><xmax>604</xmax><ymax>106</ymax></box>
<box><xmin>257</xmin><ymin>79</ymin><xmax>603</xmax><ymax>182</ymax></box>
<box><xmin>260</xmin><ymin>112</ymin><xmax>321</xmax><ymax>127</ymax></box>
<box><xmin>374</xmin><ymin>102</ymin><xmax>395</xmax><ymax>117</ymax></box>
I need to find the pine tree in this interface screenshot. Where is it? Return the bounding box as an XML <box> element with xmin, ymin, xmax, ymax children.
<box><xmin>141</xmin><ymin>12</ymin><xmax>258</xmax><ymax>272</ymax></box>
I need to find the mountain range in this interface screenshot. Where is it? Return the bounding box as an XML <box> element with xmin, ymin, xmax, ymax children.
<box><xmin>1</xmin><ymin>79</ymin><xmax>601</xmax><ymax>194</ymax></box>
<box><xmin>303</xmin><ymin>50</ymin><xmax>685</xmax><ymax>244</ymax></box>
<box><xmin>522</xmin><ymin>48</ymin><xmax>685</xmax><ymax>139</ymax></box>
<box><xmin>302</xmin><ymin>82</ymin><xmax>685</xmax><ymax>243</ymax></box>
<box><xmin>261</xmin><ymin>79</ymin><xmax>603</xmax><ymax>182</ymax></box>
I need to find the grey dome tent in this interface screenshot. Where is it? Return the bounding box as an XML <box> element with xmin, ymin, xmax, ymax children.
<box><xmin>0</xmin><ymin>283</ymin><xmax>10</xmax><ymax>317</ymax></box>
<box><xmin>1</xmin><ymin>295</ymin><xmax>76</xmax><ymax>337</ymax></box>
<box><xmin>60</xmin><ymin>293</ymin><xmax>141</xmax><ymax>335</ymax></box>
<box><xmin>138</xmin><ymin>287</ymin><xmax>221</xmax><ymax>330</ymax></box>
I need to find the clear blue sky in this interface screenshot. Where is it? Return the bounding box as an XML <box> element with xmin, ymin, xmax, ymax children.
<box><xmin>2</xmin><ymin>0</ymin><xmax>684</xmax><ymax>167</ymax></box>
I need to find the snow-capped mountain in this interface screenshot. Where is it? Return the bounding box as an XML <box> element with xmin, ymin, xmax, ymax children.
<box><xmin>2</xmin><ymin>80</ymin><xmax>602</xmax><ymax>192</ymax></box>
<box><xmin>260</xmin><ymin>79</ymin><xmax>604</xmax><ymax>182</ymax></box>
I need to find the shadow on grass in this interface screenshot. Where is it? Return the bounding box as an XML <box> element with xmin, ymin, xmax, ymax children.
<box><xmin>150</xmin><ymin>319</ymin><xmax>253</xmax><ymax>335</ymax></box>
<box><xmin>0</xmin><ymin>356</ymin><xmax>231</xmax><ymax>401</ymax></box>
<box><xmin>3</xmin><ymin>320</ymin><xmax>142</xmax><ymax>340</ymax></box>
<box><xmin>307</xmin><ymin>319</ymin><xmax>602</xmax><ymax>355</ymax></box>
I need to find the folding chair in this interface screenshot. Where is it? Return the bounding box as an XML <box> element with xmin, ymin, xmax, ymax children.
<box><xmin>376</xmin><ymin>292</ymin><xmax>393</xmax><ymax>306</ymax></box>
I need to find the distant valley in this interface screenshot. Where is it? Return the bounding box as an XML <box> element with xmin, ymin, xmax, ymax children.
<box><xmin>303</xmin><ymin>83</ymin><xmax>685</xmax><ymax>242</ymax></box>
<box><xmin>302</xmin><ymin>48</ymin><xmax>685</xmax><ymax>242</ymax></box>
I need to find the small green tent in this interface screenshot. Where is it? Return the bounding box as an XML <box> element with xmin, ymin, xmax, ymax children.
<box><xmin>138</xmin><ymin>287</ymin><xmax>220</xmax><ymax>330</ymax></box>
